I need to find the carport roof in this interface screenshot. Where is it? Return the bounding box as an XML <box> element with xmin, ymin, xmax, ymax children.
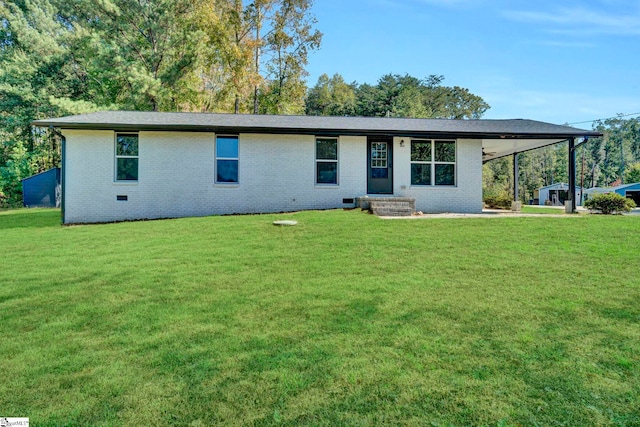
<box><xmin>33</xmin><ymin>111</ymin><xmax>602</xmax><ymax>161</ymax></box>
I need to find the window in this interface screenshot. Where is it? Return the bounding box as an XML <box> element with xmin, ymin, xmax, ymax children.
<box><xmin>370</xmin><ymin>142</ymin><xmax>388</xmax><ymax>178</ymax></box>
<box><xmin>434</xmin><ymin>141</ymin><xmax>456</xmax><ymax>185</ymax></box>
<box><xmin>216</xmin><ymin>135</ymin><xmax>239</xmax><ymax>183</ymax></box>
<box><xmin>411</xmin><ymin>140</ymin><xmax>456</xmax><ymax>186</ymax></box>
<box><xmin>116</xmin><ymin>133</ymin><xmax>138</xmax><ymax>181</ymax></box>
<box><xmin>316</xmin><ymin>137</ymin><xmax>338</xmax><ymax>184</ymax></box>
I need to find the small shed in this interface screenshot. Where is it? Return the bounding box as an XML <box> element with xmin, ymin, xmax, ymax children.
<box><xmin>21</xmin><ymin>167</ymin><xmax>61</xmax><ymax>208</ymax></box>
<box><xmin>537</xmin><ymin>183</ymin><xmax>582</xmax><ymax>206</ymax></box>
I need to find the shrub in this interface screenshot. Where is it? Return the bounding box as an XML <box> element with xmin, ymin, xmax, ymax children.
<box><xmin>483</xmin><ymin>194</ymin><xmax>513</xmax><ymax>209</ymax></box>
<box><xmin>583</xmin><ymin>193</ymin><xmax>636</xmax><ymax>214</ymax></box>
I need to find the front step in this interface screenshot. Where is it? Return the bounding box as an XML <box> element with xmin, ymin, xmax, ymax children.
<box><xmin>372</xmin><ymin>207</ymin><xmax>414</xmax><ymax>216</ymax></box>
<box><xmin>356</xmin><ymin>197</ymin><xmax>416</xmax><ymax>217</ymax></box>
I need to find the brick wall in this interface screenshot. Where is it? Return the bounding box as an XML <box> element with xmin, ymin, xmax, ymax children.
<box><xmin>393</xmin><ymin>137</ymin><xmax>483</xmax><ymax>213</ymax></box>
<box><xmin>63</xmin><ymin>130</ymin><xmax>367</xmax><ymax>223</ymax></box>
<box><xmin>62</xmin><ymin>130</ymin><xmax>482</xmax><ymax>224</ymax></box>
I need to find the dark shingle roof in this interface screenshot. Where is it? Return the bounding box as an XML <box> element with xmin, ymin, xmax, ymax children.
<box><xmin>33</xmin><ymin>111</ymin><xmax>601</xmax><ymax>139</ymax></box>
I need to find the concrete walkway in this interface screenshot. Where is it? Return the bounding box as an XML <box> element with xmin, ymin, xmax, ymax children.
<box><xmin>380</xmin><ymin>206</ymin><xmax>640</xmax><ymax>219</ymax></box>
<box><xmin>380</xmin><ymin>211</ymin><xmax>577</xmax><ymax>219</ymax></box>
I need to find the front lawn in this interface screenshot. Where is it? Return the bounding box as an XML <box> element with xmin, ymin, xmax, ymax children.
<box><xmin>1</xmin><ymin>209</ymin><xmax>638</xmax><ymax>426</ymax></box>
<box><xmin>520</xmin><ymin>206</ymin><xmax>566</xmax><ymax>214</ymax></box>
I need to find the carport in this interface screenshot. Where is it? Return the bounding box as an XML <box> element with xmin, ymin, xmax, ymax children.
<box><xmin>481</xmin><ymin>121</ymin><xmax>602</xmax><ymax>211</ymax></box>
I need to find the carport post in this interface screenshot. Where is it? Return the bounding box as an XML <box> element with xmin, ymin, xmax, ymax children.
<box><xmin>513</xmin><ymin>153</ymin><xmax>519</xmax><ymax>201</ymax></box>
<box><xmin>568</xmin><ymin>137</ymin><xmax>576</xmax><ymax>213</ymax></box>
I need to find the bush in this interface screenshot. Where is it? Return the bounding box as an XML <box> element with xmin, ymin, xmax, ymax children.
<box><xmin>583</xmin><ymin>193</ymin><xmax>636</xmax><ymax>214</ymax></box>
<box><xmin>483</xmin><ymin>194</ymin><xmax>513</xmax><ymax>209</ymax></box>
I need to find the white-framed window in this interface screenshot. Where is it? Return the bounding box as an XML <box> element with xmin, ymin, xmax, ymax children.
<box><xmin>410</xmin><ymin>139</ymin><xmax>456</xmax><ymax>186</ymax></box>
<box><xmin>115</xmin><ymin>133</ymin><xmax>139</xmax><ymax>181</ymax></box>
<box><xmin>216</xmin><ymin>135</ymin><xmax>239</xmax><ymax>183</ymax></box>
<box><xmin>370</xmin><ymin>141</ymin><xmax>390</xmax><ymax>179</ymax></box>
<box><xmin>316</xmin><ymin>137</ymin><xmax>338</xmax><ymax>184</ymax></box>
<box><xmin>371</xmin><ymin>142</ymin><xmax>388</xmax><ymax>169</ymax></box>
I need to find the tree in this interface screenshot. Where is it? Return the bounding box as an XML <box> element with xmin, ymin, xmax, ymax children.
<box><xmin>627</xmin><ymin>118</ymin><xmax>640</xmax><ymax>160</ymax></box>
<box><xmin>255</xmin><ymin>0</ymin><xmax>322</xmax><ymax>114</ymax></box>
<box><xmin>65</xmin><ymin>0</ymin><xmax>204</xmax><ymax>111</ymax></box>
<box><xmin>392</xmin><ymin>82</ymin><xmax>429</xmax><ymax>118</ymax></box>
<box><xmin>482</xmin><ymin>157</ymin><xmax>512</xmax><ymax>199</ymax></box>
<box><xmin>552</xmin><ymin>141</ymin><xmax>568</xmax><ymax>184</ymax></box>
<box><xmin>436</xmin><ymin>85</ymin><xmax>489</xmax><ymax>119</ymax></box>
<box><xmin>305</xmin><ymin>73</ymin><xmax>356</xmax><ymax>116</ymax></box>
<box><xmin>197</xmin><ymin>0</ymin><xmax>259</xmax><ymax>113</ymax></box>
<box><xmin>587</xmin><ymin>137</ymin><xmax>604</xmax><ymax>187</ymax></box>
<box><xmin>515</xmin><ymin>150</ymin><xmax>545</xmax><ymax>202</ymax></box>
<box><xmin>625</xmin><ymin>162</ymin><xmax>640</xmax><ymax>184</ymax></box>
<box><xmin>353</xmin><ymin>83</ymin><xmax>379</xmax><ymax>117</ymax></box>
<box><xmin>195</xmin><ymin>0</ymin><xmax>321</xmax><ymax>114</ymax></box>
<box><xmin>366</xmin><ymin>74</ymin><xmax>403</xmax><ymax>117</ymax></box>
<box><xmin>0</xmin><ymin>0</ymin><xmax>86</xmax><ymax>204</ymax></box>
<box><xmin>592</xmin><ymin>116</ymin><xmax>640</xmax><ymax>185</ymax></box>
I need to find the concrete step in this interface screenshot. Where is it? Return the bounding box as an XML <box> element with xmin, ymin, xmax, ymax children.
<box><xmin>372</xmin><ymin>208</ymin><xmax>413</xmax><ymax>217</ymax></box>
<box><xmin>370</xmin><ymin>204</ymin><xmax>414</xmax><ymax>217</ymax></box>
<box><xmin>356</xmin><ymin>196</ymin><xmax>416</xmax><ymax>216</ymax></box>
<box><xmin>371</xmin><ymin>205</ymin><xmax>413</xmax><ymax>212</ymax></box>
<box><xmin>371</xmin><ymin>202</ymin><xmax>413</xmax><ymax>208</ymax></box>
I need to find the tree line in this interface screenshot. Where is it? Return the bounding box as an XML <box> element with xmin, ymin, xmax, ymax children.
<box><xmin>305</xmin><ymin>73</ymin><xmax>489</xmax><ymax>119</ymax></box>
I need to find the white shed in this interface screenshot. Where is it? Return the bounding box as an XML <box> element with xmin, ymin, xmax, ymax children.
<box><xmin>537</xmin><ymin>183</ymin><xmax>582</xmax><ymax>206</ymax></box>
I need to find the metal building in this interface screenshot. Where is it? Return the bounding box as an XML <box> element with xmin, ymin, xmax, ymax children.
<box><xmin>21</xmin><ymin>168</ymin><xmax>61</xmax><ymax>208</ymax></box>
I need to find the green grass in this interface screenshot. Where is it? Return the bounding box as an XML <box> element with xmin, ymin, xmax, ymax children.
<box><xmin>520</xmin><ymin>206</ymin><xmax>566</xmax><ymax>214</ymax></box>
<box><xmin>1</xmin><ymin>208</ymin><xmax>639</xmax><ymax>426</ymax></box>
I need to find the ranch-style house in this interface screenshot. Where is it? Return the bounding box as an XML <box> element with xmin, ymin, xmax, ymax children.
<box><xmin>33</xmin><ymin>111</ymin><xmax>601</xmax><ymax>224</ymax></box>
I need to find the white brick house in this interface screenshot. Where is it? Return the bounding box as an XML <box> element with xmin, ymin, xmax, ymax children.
<box><xmin>33</xmin><ymin>112</ymin><xmax>599</xmax><ymax>224</ymax></box>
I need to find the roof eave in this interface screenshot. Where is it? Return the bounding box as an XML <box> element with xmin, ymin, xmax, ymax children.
<box><xmin>31</xmin><ymin>120</ymin><xmax>603</xmax><ymax>140</ymax></box>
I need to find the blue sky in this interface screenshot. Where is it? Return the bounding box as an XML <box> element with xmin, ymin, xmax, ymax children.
<box><xmin>304</xmin><ymin>0</ymin><xmax>640</xmax><ymax>126</ymax></box>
